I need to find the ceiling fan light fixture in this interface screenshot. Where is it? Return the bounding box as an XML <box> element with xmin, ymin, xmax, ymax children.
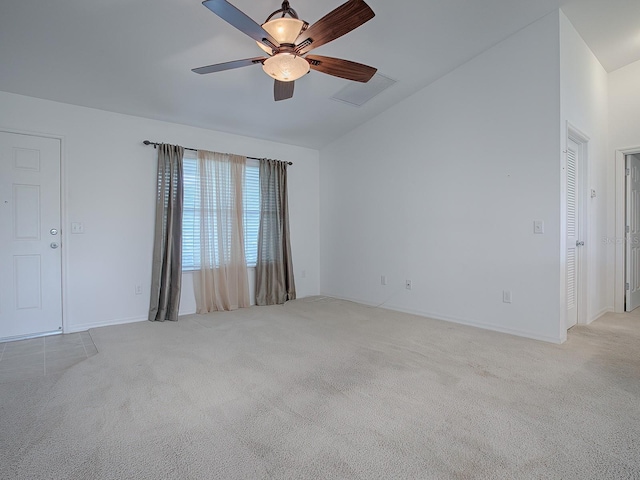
<box><xmin>262</xmin><ymin>53</ymin><xmax>309</xmax><ymax>82</ymax></box>
<box><xmin>256</xmin><ymin>18</ymin><xmax>305</xmax><ymax>54</ymax></box>
<box><xmin>195</xmin><ymin>0</ymin><xmax>378</xmax><ymax>101</ymax></box>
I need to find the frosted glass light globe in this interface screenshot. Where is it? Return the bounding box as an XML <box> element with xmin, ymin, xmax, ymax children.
<box><xmin>262</xmin><ymin>53</ymin><xmax>309</xmax><ymax>82</ymax></box>
<box><xmin>256</xmin><ymin>18</ymin><xmax>305</xmax><ymax>54</ymax></box>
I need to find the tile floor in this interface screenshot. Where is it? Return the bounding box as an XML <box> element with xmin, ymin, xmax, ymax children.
<box><xmin>0</xmin><ymin>331</ymin><xmax>98</xmax><ymax>383</ymax></box>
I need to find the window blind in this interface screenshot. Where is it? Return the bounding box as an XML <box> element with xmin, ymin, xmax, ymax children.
<box><xmin>182</xmin><ymin>154</ymin><xmax>260</xmax><ymax>270</ymax></box>
<box><xmin>244</xmin><ymin>159</ymin><xmax>260</xmax><ymax>267</ymax></box>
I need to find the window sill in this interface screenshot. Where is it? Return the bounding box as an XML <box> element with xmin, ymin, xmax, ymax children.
<box><xmin>182</xmin><ymin>266</ymin><xmax>257</xmax><ymax>274</ymax></box>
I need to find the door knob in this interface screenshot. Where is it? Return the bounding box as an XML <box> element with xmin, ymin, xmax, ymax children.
<box><xmin>50</xmin><ymin>228</ymin><xmax>58</xmax><ymax>235</ymax></box>
<box><xmin>50</xmin><ymin>242</ymin><xmax>59</xmax><ymax>249</ymax></box>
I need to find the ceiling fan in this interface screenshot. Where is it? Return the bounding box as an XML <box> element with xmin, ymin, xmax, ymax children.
<box><xmin>192</xmin><ymin>0</ymin><xmax>378</xmax><ymax>101</ymax></box>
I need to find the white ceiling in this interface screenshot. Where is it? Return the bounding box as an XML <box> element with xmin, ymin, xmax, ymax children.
<box><xmin>0</xmin><ymin>0</ymin><xmax>637</xmax><ymax>149</ymax></box>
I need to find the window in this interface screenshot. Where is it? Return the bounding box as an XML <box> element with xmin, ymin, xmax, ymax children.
<box><xmin>243</xmin><ymin>159</ymin><xmax>260</xmax><ymax>266</ymax></box>
<box><xmin>182</xmin><ymin>151</ymin><xmax>260</xmax><ymax>270</ymax></box>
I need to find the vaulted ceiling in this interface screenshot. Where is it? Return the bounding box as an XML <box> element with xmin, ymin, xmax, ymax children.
<box><xmin>0</xmin><ymin>0</ymin><xmax>637</xmax><ymax>149</ymax></box>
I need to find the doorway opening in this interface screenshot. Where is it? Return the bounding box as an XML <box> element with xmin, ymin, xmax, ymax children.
<box><xmin>614</xmin><ymin>147</ymin><xmax>640</xmax><ymax>312</ymax></box>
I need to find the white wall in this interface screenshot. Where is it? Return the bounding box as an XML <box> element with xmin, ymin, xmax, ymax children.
<box><xmin>559</xmin><ymin>11</ymin><xmax>610</xmax><ymax>324</ymax></box>
<box><xmin>320</xmin><ymin>12</ymin><xmax>564</xmax><ymax>342</ymax></box>
<box><xmin>609</xmin><ymin>58</ymin><xmax>640</xmax><ymax>312</ymax></box>
<box><xmin>0</xmin><ymin>91</ymin><xmax>320</xmax><ymax>332</ymax></box>
<box><xmin>609</xmin><ymin>59</ymin><xmax>640</xmax><ymax>150</ymax></box>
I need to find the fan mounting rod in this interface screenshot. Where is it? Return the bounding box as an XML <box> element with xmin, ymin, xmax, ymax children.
<box><xmin>266</xmin><ymin>1</ymin><xmax>300</xmax><ymax>21</ymax></box>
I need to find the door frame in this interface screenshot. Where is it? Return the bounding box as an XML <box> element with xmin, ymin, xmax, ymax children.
<box><xmin>0</xmin><ymin>126</ymin><xmax>68</xmax><ymax>335</ymax></box>
<box><xmin>560</xmin><ymin>122</ymin><xmax>590</xmax><ymax>338</ymax></box>
<box><xmin>614</xmin><ymin>145</ymin><xmax>640</xmax><ymax>312</ymax></box>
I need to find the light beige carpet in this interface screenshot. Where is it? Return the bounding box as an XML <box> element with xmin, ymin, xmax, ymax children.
<box><xmin>1</xmin><ymin>297</ymin><xmax>638</xmax><ymax>479</ymax></box>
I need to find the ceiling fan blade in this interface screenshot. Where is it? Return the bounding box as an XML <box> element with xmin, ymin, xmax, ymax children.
<box><xmin>306</xmin><ymin>55</ymin><xmax>377</xmax><ymax>83</ymax></box>
<box><xmin>294</xmin><ymin>0</ymin><xmax>375</xmax><ymax>55</ymax></box>
<box><xmin>274</xmin><ymin>80</ymin><xmax>294</xmax><ymax>101</ymax></box>
<box><xmin>192</xmin><ymin>57</ymin><xmax>266</xmax><ymax>75</ymax></box>
<box><xmin>202</xmin><ymin>0</ymin><xmax>279</xmax><ymax>49</ymax></box>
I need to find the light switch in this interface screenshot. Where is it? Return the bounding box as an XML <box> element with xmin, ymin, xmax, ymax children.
<box><xmin>71</xmin><ymin>222</ymin><xmax>84</xmax><ymax>234</ymax></box>
<box><xmin>534</xmin><ymin>220</ymin><xmax>544</xmax><ymax>234</ymax></box>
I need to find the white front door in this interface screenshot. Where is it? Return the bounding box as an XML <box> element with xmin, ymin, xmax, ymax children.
<box><xmin>566</xmin><ymin>137</ymin><xmax>580</xmax><ymax>329</ymax></box>
<box><xmin>0</xmin><ymin>132</ymin><xmax>62</xmax><ymax>339</ymax></box>
<box><xmin>626</xmin><ymin>154</ymin><xmax>640</xmax><ymax>312</ymax></box>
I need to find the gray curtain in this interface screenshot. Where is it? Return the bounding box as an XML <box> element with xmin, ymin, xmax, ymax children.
<box><xmin>255</xmin><ymin>159</ymin><xmax>296</xmax><ymax>305</ymax></box>
<box><xmin>149</xmin><ymin>144</ymin><xmax>184</xmax><ymax>321</ymax></box>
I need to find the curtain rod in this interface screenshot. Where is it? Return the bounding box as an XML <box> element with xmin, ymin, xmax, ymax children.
<box><xmin>142</xmin><ymin>140</ymin><xmax>293</xmax><ymax>165</ymax></box>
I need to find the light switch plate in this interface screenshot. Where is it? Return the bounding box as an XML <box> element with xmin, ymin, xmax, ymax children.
<box><xmin>503</xmin><ymin>290</ymin><xmax>512</xmax><ymax>303</ymax></box>
<box><xmin>534</xmin><ymin>220</ymin><xmax>544</xmax><ymax>234</ymax></box>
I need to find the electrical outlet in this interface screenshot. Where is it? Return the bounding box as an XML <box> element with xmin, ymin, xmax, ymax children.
<box><xmin>533</xmin><ymin>220</ymin><xmax>544</xmax><ymax>234</ymax></box>
<box><xmin>503</xmin><ymin>290</ymin><xmax>512</xmax><ymax>303</ymax></box>
<box><xmin>405</xmin><ymin>280</ymin><xmax>412</xmax><ymax>290</ymax></box>
<box><xmin>135</xmin><ymin>285</ymin><xmax>143</xmax><ymax>295</ymax></box>
<box><xmin>71</xmin><ymin>222</ymin><xmax>84</xmax><ymax>234</ymax></box>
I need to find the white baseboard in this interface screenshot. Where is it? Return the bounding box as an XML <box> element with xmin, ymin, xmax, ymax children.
<box><xmin>320</xmin><ymin>292</ymin><xmax>564</xmax><ymax>344</ymax></box>
<box><xmin>64</xmin><ymin>315</ymin><xmax>148</xmax><ymax>333</ymax></box>
<box><xmin>589</xmin><ymin>306</ymin><xmax>613</xmax><ymax>324</ymax></box>
<box><xmin>66</xmin><ymin>300</ymin><xmax>276</xmax><ymax>333</ymax></box>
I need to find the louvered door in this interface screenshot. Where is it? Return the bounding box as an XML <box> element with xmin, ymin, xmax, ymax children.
<box><xmin>566</xmin><ymin>139</ymin><xmax>579</xmax><ymax>329</ymax></box>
